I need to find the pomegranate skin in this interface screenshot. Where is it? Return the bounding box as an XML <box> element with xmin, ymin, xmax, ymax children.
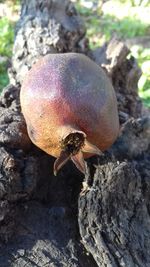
<box><xmin>20</xmin><ymin>53</ymin><xmax>119</xmax><ymax>164</ymax></box>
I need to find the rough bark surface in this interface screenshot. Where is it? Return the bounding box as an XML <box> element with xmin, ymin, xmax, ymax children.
<box><xmin>9</xmin><ymin>0</ymin><xmax>87</xmax><ymax>85</ymax></box>
<box><xmin>0</xmin><ymin>201</ymin><xmax>97</xmax><ymax>267</ymax></box>
<box><xmin>79</xmin><ymin>118</ymin><xmax>150</xmax><ymax>267</ymax></box>
<box><xmin>0</xmin><ymin>0</ymin><xmax>149</xmax><ymax>266</ymax></box>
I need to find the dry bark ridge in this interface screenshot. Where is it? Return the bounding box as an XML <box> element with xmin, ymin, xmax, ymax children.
<box><xmin>0</xmin><ymin>0</ymin><xmax>149</xmax><ymax>266</ymax></box>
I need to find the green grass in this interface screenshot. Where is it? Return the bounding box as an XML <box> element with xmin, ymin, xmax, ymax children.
<box><xmin>120</xmin><ymin>0</ymin><xmax>150</xmax><ymax>6</ymax></box>
<box><xmin>131</xmin><ymin>46</ymin><xmax>150</xmax><ymax>107</ymax></box>
<box><xmin>85</xmin><ymin>14</ymin><xmax>149</xmax><ymax>48</ymax></box>
<box><xmin>76</xmin><ymin>0</ymin><xmax>150</xmax><ymax>107</ymax></box>
<box><xmin>0</xmin><ymin>17</ymin><xmax>14</xmax><ymax>57</ymax></box>
<box><xmin>0</xmin><ymin>15</ymin><xmax>15</xmax><ymax>92</ymax></box>
<box><xmin>76</xmin><ymin>1</ymin><xmax>150</xmax><ymax>45</ymax></box>
<box><xmin>0</xmin><ymin>0</ymin><xmax>20</xmax><ymax>92</ymax></box>
<box><xmin>100</xmin><ymin>14</ymin><xmax>149</xmax><ymax>39</ymax></box>
<box><xmin>0</xmin><ymin>16</ymin><xmax>15</xmax><ymax>92</ymax></box>
<box><xmin>0</xmin><ymin>61</ymin><xmax>9</xmax><ymax>91</ymax></box>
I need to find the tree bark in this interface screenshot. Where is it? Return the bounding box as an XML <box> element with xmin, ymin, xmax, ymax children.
<box><xmin>9</xmin><ymin>0</ymin><xmax>87</xmax><ymax>85</ymax></box>
<box><xmin>0</xmin><ymin>0</ymin><xmax>149</xmax><ymax>266</ymax></box>
<box><xmin>79</xmin><ymin>117</ymin><xmax>150</xmax><ymax>267</ymax></box>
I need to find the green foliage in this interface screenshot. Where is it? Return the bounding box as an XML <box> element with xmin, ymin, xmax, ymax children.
<box><xmin>76</xmin><ymin>0</ymin><xmax>150</xmax><ymax>107</ymax></box>
<box><xmin>0</xmin><ymin>15</ymin><xmax>15</xmax><ymax>92</ymax></box>
<box><xmin>0</xmin><ymin>17</ymin><xmax>14</xmax><ymax>57</ymax></box>
<box><xmin>76</xmin><ymin>1</ymin><xmax>150</xmax><ymax>47</ymax></box>
<box><xmin>111</xmin><ymin>0</ymin><xmax>150</xmax><ymax>6</ymax></box>
<box><xmin>0</xmin><ymin>0</ymin><xmax>20</xmax><ymax>4</ymax></box>
<box><xmin>129</xmin><ymin>0</ymin><xmax>150</xmax><ymax>7</ymax></box>
<box><xmin>75</xmin><ymin>2</ymin><xmax>92</xmax><ymax>16</ymax></box>
<box><xmin>0</xmin><ymin>62</ymin><xmax>9</xmax><ymax>92</ymax></box>
<box><xmin>131</xmin><ymin>46</ymin><xmax>150</xmax><ymax>107</ymax></box>
<box><xmin>0</xmin><ymin>0</ymin><xmax>20</xmax><ymax>91</ymax></box>
<box><xmin>100</xmin><ymin>14</ymin><xmax>149</xmax><ymax>40</ymax></box>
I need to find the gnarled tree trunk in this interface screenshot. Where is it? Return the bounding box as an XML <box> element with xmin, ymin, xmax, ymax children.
<box><xmin>0</xmin><ymin>0</ymin><xmax>149</xmax><ymax>266</ymax></box>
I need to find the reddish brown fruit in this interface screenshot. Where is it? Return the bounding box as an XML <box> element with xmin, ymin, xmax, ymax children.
<box><xmin>20</xmin><ymin>53</ymin><xmax>119</xmax><ymax>175</ymax></box>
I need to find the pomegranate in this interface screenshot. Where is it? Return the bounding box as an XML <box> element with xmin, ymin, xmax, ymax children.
<box><xmin>20</xmin><ymin>53</ymin><xmax>119</xmax><ymax>175</ymax></box>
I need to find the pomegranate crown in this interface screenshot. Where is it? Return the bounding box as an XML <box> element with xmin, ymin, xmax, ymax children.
<box><xmin>54</xmin><ymin>130</ymin><xmax>102</xmax><ymax>175</ymax></box>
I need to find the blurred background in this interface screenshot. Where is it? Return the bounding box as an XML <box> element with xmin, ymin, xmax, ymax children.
<box><xmin>0</xmin><ymin>0</ymin><xmax>150</xmax><ymax>107</ymax></box>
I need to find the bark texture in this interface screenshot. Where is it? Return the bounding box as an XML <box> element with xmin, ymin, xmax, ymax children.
<box><xmin>0</xmin><ymin>0</ymin><xmax>149</xmax><ymax>266</ymax></box>
<box><xmin>79</xmin><ymin>117</ymin><xmax>150</xmax><ymax>267</ymax></box>
<box><xmin>9</xmin><ymin>0</ymin><xmax>87</xmax><ymax>84</ymax></box>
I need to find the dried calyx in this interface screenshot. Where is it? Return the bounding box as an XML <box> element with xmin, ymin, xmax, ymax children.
<box><xmin>54</xmin><ymin>131</ymin><xmax>102</xmax><ymax>176</ymax></box>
